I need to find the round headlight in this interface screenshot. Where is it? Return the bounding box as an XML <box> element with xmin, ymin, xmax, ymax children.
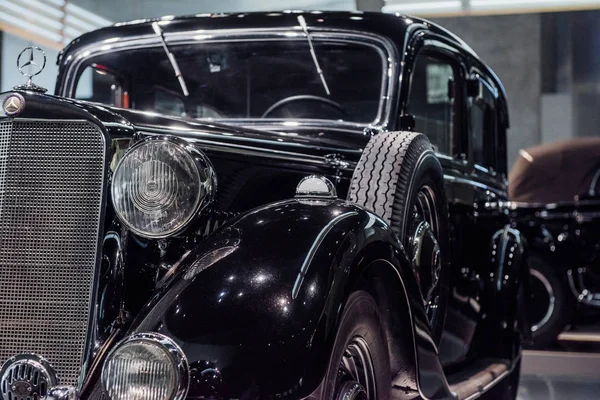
<box><xmin>112</xmin><ymin>137</ymin><xmax>215</xmax><ymax>238</ymax></box>
<box><xmin>102</xmin><ymin>332</ymin><xmax>189</xmax><ymax>400</ymax></box>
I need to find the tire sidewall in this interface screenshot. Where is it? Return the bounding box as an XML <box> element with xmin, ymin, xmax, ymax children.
<box><xmin>395</xmin><ymin>149</ymin><xmax>450</xmax><ymax>343</ymax></box>
<box><xmin>396</xmin><ymin>150</ymin><xmax>446</xmax><ymax>243</ymax></box>
<box><xmin>318</xmin><ymin>291</ymin><xmax>391</xmax><ymax>400</ymax></box>
<box><xmin>527</xmin><ymin>255</ymin><xmax>572</xmax><ymax>349</ymax></box>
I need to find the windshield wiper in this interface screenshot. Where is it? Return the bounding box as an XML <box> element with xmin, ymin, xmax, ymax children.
<box><xmin>152</xmin><ymin>22</ymin><xmax>189</xmax><ymax>97</ymax></box>
<box><xmin>297</xmin><ymin>15</ymin><xmax>331</xmax><ymax>96</ymax></box>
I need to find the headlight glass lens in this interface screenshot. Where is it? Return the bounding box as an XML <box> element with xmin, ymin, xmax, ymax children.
<box><xmin>102</xmin><ymin>334</ymin><xmax>187</xmax><ymax>400</ymax></box>
<box><xmin>112</xmin><ymin>139</ymin><xmax>212</xmax><ymax>238</ymax></box>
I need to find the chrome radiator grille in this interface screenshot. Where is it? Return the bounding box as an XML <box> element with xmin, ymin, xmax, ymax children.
<box><xmin>0</xmin><ymin>120</ymin><xmax>106</xmax><ymax>386</ymax></box>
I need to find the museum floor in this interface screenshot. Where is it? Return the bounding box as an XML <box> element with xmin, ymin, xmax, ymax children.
<box><xmin>518</xmin><ymin>373</ymin><xmax>600</xmax><ymax>400</ymax></box>
<box><xmin>518</xmin><ymin>332</ymin><xmax>600</xmax><ymax>400</ymax></box>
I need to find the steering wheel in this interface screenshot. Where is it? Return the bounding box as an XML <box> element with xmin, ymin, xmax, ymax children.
<box><xmin>261</xmin><ymin>95</ymin><xmax>346</xmax><ymax>119</ymax></box>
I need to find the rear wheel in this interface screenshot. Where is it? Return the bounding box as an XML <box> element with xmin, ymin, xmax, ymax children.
<box><xmin>526</xmin><ymin>255</ymin><xmax>572</xmax><ymax>349</ymax></box>
<box><xmin>348</xmin><ymin>132</ymin><xmax>450</xmax><ymax>343</ymax></box>
<box><xmin>318</xmin><ymin>291</ymin><xmax>391</xmax><ymax>400</ymax></box>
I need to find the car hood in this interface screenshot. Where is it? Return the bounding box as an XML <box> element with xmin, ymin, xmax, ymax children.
<box><xmin>103</xmin><ymin>105</ymin><xmax>368</xmax><ymax>159</ymax></box>
<box><xmin>0</xmin><ymin>91</ymin><xmax>367</xmax><ymax>161</ymax></box>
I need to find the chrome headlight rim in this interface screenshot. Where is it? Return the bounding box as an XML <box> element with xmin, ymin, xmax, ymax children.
<box><xmin>111</xmin><ymin>135</ymin><xmax>216</xmax><ymax>239</ymax></box>
<box><xmin>101</xmin><ymin>332</ymin><xmax>190</xmax><ymax>400</ymax></box>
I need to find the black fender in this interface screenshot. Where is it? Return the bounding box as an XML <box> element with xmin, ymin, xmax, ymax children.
<box><xmin>112</xmin><ymin>199</ymin><xmax>452</xmax><ymax>399</ymax></box>
<box><xmin>485</xmin><ymin>225</ymin><xmax>527</xmax><ymax>358</ymax></box>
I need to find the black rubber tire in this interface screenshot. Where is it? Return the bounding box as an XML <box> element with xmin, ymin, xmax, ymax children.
<box><xmin>526</xmin><ymin>255</ymin><xmax>572</xmax><ymax>349</ymax></box>
<box><xmin>347</xmin><ymin>132</ymin><xmax>450</xmax><ymax>343</ymax></box>
<box><xmin>317</xmin><ymin>291</ymin><xmax>391</xmax><ymax>400</ymax></box>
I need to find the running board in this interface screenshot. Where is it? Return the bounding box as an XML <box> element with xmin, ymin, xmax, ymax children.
<box><xmin>447</xmin><ymin>361</ymin><xmax>509</xmax><ymax>400</ymax></box>
<box><xmin>558</xmin><ymin>331</ymin><xmax>600</xmax><ymax>342</ymax></box>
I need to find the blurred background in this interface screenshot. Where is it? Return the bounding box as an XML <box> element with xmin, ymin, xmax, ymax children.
<box><xmin>2</xmin><ymin>0</ymin><xmax>600</xmax><ymax>166</ymax></box>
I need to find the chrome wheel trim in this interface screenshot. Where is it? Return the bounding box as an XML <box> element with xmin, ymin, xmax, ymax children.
<box><xmin>409</xmin><ymin>184</ymin><xmax>442</xmax><ymax>324</ymax></box>
<box><xmin>336</xmin><ymin>381</ymin><xmax>368</xmax><ymax>400</ymax></box>
<box><xmin>335</xmin><ymin>337</ymin><xmax>376</xmax><ymax>400</ymax></box>
<box><xmin>530</xmin><ymin>268</ymin><xmax>556</xmax><ymax>333</ymax></box>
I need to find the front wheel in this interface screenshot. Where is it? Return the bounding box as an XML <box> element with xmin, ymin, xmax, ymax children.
<box><xmin>348</xmin><ymin>132</ymin><xmax>450</xmax><ymax>343</ymax></box>
<box><xmin>317</xmin><ymin>291</ymin><xmax>391</xmax><ymax>400</ymax></box>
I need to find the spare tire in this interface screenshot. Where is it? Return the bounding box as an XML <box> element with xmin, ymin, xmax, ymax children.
<box><xmin>348</xmin><ymin>132</ymin><xmax>450</xmax><ymax>343</ymax></box>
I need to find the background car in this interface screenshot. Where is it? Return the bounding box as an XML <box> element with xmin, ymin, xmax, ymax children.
<box><xmin>0</xmin><ymin>12</ymin><xmax>526</xmax><ymax>400</ymax></box>
<box><xmin>509</xmin><ymin>137</ymin><xmax>600</xmax><ymax>349</ymax></box>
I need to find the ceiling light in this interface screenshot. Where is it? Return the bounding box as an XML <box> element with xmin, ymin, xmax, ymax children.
<box><xmin>382</xmin><ymin>1</ymin><xmax>462</xmax><ymax>13</ymax></box>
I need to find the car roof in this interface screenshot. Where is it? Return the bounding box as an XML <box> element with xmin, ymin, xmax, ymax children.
<box><xmin>57</xmin><ymin>11</ymin><xmax>508</xmax><ymax>127</ymax></box>
<box><xmin>61</xmin><ymin>11</ymin><xmax>472</xmax><ymax>61</ymax></box>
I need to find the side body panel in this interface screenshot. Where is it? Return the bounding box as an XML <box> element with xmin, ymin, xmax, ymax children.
<box><xmin>396</xmin><ymin>27</ymin><xmax>524</xmax><ymax>371</ymax></box>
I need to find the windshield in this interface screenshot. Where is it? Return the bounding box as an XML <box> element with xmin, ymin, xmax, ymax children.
<box><xmin>72</xmin><ymin>38</ymin><xmax>386</xmax><ymax>124</ymax></box>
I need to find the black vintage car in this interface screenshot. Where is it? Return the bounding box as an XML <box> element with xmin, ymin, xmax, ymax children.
<box><xmin>509</xmin><ymin>138</ymin><xmax>600</xmax><ymax>348</ymax></box>
<box><xmin>0</xmin><ymin>11</ymin><xmax>526</xmax><ymax>400</ymax></box>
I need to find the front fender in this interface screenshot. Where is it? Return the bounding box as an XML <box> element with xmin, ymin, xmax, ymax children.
<box><xmin>110</xmin><ymin>199</ymin><xmax>447</xmax><ymax>399</ymax></box>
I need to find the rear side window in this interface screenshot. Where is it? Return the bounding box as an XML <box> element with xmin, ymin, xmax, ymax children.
<box><xmin>407</xmin><ymin>54</ymin><xmax>456</xmax><ymax>154</ymax></box>
<box><xmin>468</xmin><ymin>77</ymin><xmax>498</xmax><ymax>168</ymax></box>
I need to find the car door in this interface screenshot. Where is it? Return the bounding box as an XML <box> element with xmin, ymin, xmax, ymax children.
<box><xmin>400</xmin><ymin>33</ymin><xmax>508</xmax><ymax>368</ymax></box>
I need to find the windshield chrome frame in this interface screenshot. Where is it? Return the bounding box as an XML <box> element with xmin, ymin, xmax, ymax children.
<box><xmin>58</xmin><ymin>27</ymin><xmax>398</xmax><ymax>129</ymax></box>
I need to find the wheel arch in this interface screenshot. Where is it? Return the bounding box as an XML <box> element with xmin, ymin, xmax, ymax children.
<box><xmin>353</xmin><ymin>254</ymin><xmax>419</xmax><ymax>390</ymax></box>
<box><xmin>94</xmin><ymin>199</ymin><xmax>428</xmax><ymax>399</ymax></box>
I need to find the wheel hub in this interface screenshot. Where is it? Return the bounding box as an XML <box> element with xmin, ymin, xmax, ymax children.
<box><xmin>336</xmin><ymin>381</ymin><xmax>368</xmax><ymax>400</ymax></box>
<box><xmin>410</xmin><ymin>220</ymin><xmax>442</xmax><ymax>321</ymax></box>
<box><xmin>335</xmin><ymin>337</ymin><xmax>375</xmax><ymax>400</ymax></box>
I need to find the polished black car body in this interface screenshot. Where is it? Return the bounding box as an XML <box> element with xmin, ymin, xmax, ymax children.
<box><xmin>0</xmin><ymin>11</ymin><xmax>526</xmax><ymax>400</ymax></box>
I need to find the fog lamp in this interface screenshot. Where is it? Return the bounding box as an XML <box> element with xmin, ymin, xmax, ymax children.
<box><xmin>101</xmin><ymin>333</ymin><xmax>189</xmax><ymax>400</ymax></box>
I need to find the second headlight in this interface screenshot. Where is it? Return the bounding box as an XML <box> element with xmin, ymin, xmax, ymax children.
<box><xmin>112</xmin><ymin>137</ymin><xmax>215</xmax><ymax>238</ymax></box>
<box><xmin>102</xmin><ymin>332</ymin><xmax>189</xmax><ymax>400</ymax></box>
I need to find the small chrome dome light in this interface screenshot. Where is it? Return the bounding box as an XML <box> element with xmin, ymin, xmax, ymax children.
<box><xmin>102</xmin><ymin>333</ymin><xmax>189</xmax><ymax>400</ymax></box>
<box><xmin>295</xmin><ymin>175</ymin><xmax>337</xmax><ymax>199</ymax></box>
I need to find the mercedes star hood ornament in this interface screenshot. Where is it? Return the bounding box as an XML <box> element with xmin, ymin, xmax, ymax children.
<box><xmin>13</xmin><ymin>46</ymin><xmax>48</xmax><ymax>93</ymax></box>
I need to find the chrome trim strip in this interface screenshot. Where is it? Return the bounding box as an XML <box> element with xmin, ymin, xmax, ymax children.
<box><xmin>509</xmin><ymin>199</ymin><xmax>600</xmax><ymax>209</ymax></box>
<box><xmin>291</xmin><ymin>211</ymin><xmax>357</xmax><ymax>299</ymax></box>
<box><xmin>60</xmin><ymin>27</ymin><xmax>397</xmax><ymax>128</ymax></box>
<box><xmin>443</xmin><ymin>174</ymin><xmax>506</xmax><ymax>195</ymax></box>
<box><xmin>221</xmin><ymin>119</ymin><xmax>373</xmax><ymax>133</ymax></box>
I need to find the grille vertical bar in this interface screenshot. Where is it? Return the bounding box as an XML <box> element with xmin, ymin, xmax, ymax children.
<box><xmin>0</xmin><ymin>120</ymin><xmax>105</xmax><ymax>386</ymax></box>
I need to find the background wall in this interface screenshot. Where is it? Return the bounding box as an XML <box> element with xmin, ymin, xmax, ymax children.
<box><xmin>432</xmin><ymin>14</ymin><xmax>542</xmax><ymax>167</ymax></box>
<box><xmin>0</xmin><ymin>33</ymin><xmax>58</xmax><ymax>93</ymax></box>
<box><xmin>72</xmin><ymin>0</ymin><xmax>355</xmax><ymax>21</ymax></box>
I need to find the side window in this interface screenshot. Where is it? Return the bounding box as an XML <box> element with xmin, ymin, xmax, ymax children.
<box><xmin>468</xmin><ymin>77</ymin><xmax>497</xmax><ymax>168</ymax></box>
<box><xmin>407</xmin><ymin>53</ymin><xmax>456</xmax><ymax>155</ymax></box>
